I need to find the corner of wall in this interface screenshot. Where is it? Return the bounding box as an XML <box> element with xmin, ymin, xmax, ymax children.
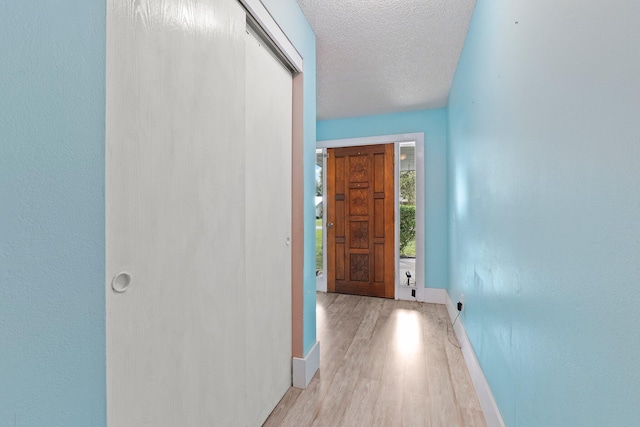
<box><xmin>292</xmin><ymin>340</ymin><xmax>320</xmax><ymax>389</ymax></box>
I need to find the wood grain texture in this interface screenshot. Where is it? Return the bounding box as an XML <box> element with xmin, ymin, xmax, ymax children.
<box><xmin>341</xmin><ymin>377</ymin><xmax>379</xmax><ymax>427</ymax></box>
<box><xmin>327</xmin><ymin>144</ymin><xmax>394</xmax><ymax>298</ymax></box>
<box><xmin>263</xmin><ymin>293</ymin><xmax>487</xmax><ymax>427</ymax></box>
<box><xmin>107</xmin><ymin>0</ymin><xmax>250</xmax><ymax>425</ymax></box>
<box><xmin>107</xmin><ymin>1</ymin><xmax>293</xmax><ymax>426</ymax></box>
<box><xmin>401</xmin><ymin>392</ymin><xmax>431</xmax><ymax>427</ymax></box>
<box><xmin>262</xmin><ymin>388</ymin><xmax>302</xmax><ymax>427</ymax></box>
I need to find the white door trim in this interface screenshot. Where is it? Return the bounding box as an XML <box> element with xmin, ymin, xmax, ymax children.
<box><xmin>316</xmin><ymin>133</ymin><xmax>425</xmax><ymax>300</ymax></box>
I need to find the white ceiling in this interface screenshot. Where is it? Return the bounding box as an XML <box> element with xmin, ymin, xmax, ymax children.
<box><xmin>295</xmin><ymin>0</ymin><xmax>477</xmax><ymax>120</ymax></box>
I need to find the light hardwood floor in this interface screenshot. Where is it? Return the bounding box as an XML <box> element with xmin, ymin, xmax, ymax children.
<box><xmin>263</xmin><ymin>292</ymin><xmax>487</xmax><ymax>427</ymax></box>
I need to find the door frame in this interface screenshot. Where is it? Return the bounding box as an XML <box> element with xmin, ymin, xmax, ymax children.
<box><xmin>317</xmin><ymin>133</ymin><xmax>425</xmax><ymax>301</ymax></box>
<box><xmin>238</xmin><ymin>0</ymin><xmax>302</xmax><ymax>72</ymax></box>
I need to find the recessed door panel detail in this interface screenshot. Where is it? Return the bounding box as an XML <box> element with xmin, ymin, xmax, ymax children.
<box><xmin>336</xmin><ymin>198</ymin><xmax>345</xmax><ymax>236</ymax></box>
<box><xmin>350</xmin><ymin>254</ymin><xmax>370</xmax><ymax>282</ymax></box>
<box><xmin>374</xmin><ymin>244</ymin><xmax>385</xmax><ymax>283</ymax></box>
<box><xmin>374</xmin><ymin>199</ymin><xmax>385</xmax><ymax>238</ymax></box>
<box><xmin>373</xmin><ymin>154</ymin><xmax>385</xmax><ymax>192</ymax></box>
<box><xmin>349</xmin><ymin>189</ymin><xmax>369</xmax><ymax>216</ymax></box>
<box><xmin>336</xmin><ymin>243</ymin><xmax>345</xmax><ymax>281</ymax></box>
<box><xmin>336</xmin><ymin>157</ymin><xmax>346</xmax><ymax>193</ymax></box>
<box><xmin>327</xmin><ymin>144</ymin><xmax>395</xmax><ymax>298</ymax></box>
<box><xmin>350</xmin><ymin>221</ymin><xmax>369</xmax><ymax>249</ymax></box>
<box><xmin>349</xmin><ymin>155</ymin><xmax>369</xmax><ymax>183</ymax></box>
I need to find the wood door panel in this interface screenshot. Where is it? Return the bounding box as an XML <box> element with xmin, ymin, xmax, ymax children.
<box><xmin>350</xmin><ymin>221</ymin><xmax>369</xmax><ymax>249</ymax></box>
<box><xmin>335</xmin><ymin>281</ymin><xmax>385</xmax><ymax>297</ymax></box>
<box><xmin>374</xmin><ymin>198</ymin><xmax>385</xmax><ymax>238</ymax></box>
<box><xmin>327</xmin><ymin>143</ymin><xmax>394</xmax><ymax>298</ymax></box>
<box><xmin>336</xmin><ymin>243</ymin><xmax>346</xmax><ymax>281</ymax></box>
<box><xmin>336</xmin><ymin>199</ymin><xmax>345</xmax><ymax>236</ymax></box>
<box><xmin>350</xmin><ymin>254</ymin><xmax>370</xmax><ymax>281</ymax></box>
<box><xmin>374</xmin><ymin>243</ymin><xmax>385</xmax><ymax>283</ymax></box>
<box><xmin>336</xmin><ymin>157</ymin><xmax>346</xmax><ymax>192</ymax></box>
<box><xmin>349</xmin><ymin>188</ymin><xmax>369</xmax><ymax>216</ymax></box>
<box><xmin>349</xmin><ymin>155</ymin><xmax>369</xmax><ymax>183</ymax></box>
<box><xmin>373</xmin><ymin>153</ymin><xmax>385</xmax><ymax>192</ymax></box>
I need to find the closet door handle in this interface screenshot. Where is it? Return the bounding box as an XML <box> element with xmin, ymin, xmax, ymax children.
<box><xmin>111</xmin><ymin>271</ymin><xmax>132</xmax><ymax>293</ymax></box>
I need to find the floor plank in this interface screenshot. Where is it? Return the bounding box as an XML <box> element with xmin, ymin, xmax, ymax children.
<box><xmin>263</xmin><ymin>293</ymin><xmax>488</xmax><ymax>427</ymax></box>
<box><xmin>445</xmin><ymin>334</ymin><xmax>483</xmax><ymax>412</ymax></box>
<box><xmin>341</xmin><ymin>377</ymin><xmax>380</xmax><ymax>427</ymax></box>
<box><xmin>401</xmin><ymin>392</ymin><xmax>431</xmax><ymax>427</ymax></box>
<box><xmin>459</xmin><ymin>408</ymin><xmax>489</xmax><ymax>427</ymax></box>
<box><xmin>278</xmin><ymin>377</ymin><xmax>331</xmax><ymax>427</ymax></box>
<box><xmin>262</xmin><ymin>387</ymin><xmax>302</xmax><ymax>427</ymax></box>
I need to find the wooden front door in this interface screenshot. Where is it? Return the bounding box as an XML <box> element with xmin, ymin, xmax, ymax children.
<box><xmin>326</xmin><ymin>144</ymin><xmax>395</xmax><ymax>298</ymax></box>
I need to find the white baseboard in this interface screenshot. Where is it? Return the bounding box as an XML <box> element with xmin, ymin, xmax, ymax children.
<box><xmin>292</xmin><ymin>340</ymin><xmax>320</xmax><ymax>389</ymax></box>
<box><xmin>316</xmin><ymin>274</ymin><xmax>327</xmax><ymax>293</ymax></box>
<box><xmin>396</xmin><ymin>285</ymin><xmax>418</xmax><ymax>301</ymax></box>
<box><xmin>444</xmin><ymin>293</ymin><xmax>505</xmax><ymax>427</ymax></box>
<box><xmin>419</xmin><ymin>287</ymin><xmax>448</xmax><ymax>304</ymax></box>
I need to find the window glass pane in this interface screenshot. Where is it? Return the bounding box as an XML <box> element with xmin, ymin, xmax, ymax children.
<box><xmin>315</xmin><ymin>149</ymin><xmax>323</xmax><ymax>275</ymax></box>
<box><xmin>399</xmin><ymin>142</ymin><xmax>416</xmax><ymax>285</ymax></box>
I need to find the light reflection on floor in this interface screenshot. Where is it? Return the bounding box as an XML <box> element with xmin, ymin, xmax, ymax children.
<box><xmin>393</xmin><ymin>308</ymin><xmax>422</xmax><ymax>354</ymax></box>
<box><xmin>316</xmin><ymin>302</ymin><xmax>326</xmax><ymax>329</ymax></box>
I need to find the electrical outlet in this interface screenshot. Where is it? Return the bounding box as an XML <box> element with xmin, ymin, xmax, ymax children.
<box><xmin>458</xmin><ymin>293</ymin><xmax>465</xmax><ymax>312</ymax></box>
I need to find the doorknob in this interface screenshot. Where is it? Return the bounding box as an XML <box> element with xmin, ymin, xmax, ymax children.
<box><xmin>111</xmin><ymin>271</ymin><xmax>132</xmax><ymax>293</ymax></box>
<box><xmin>327</xmin><ymin>222</ymin><xmax>334</xmax><ymax>228</ymax></box>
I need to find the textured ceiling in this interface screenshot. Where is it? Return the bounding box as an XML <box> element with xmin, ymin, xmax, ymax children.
<box><xmin>295</xmin><ymin>0</ymin><xmax>476</xmax><ymax>120</ymax></box>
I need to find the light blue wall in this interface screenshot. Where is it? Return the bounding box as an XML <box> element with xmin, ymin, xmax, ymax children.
<box><xmin>318</xmin><ymin>109</ymin><xmax>449</xmax><ymax>290</ymax></box>
<box><xmin>0</xmin><ymin>1</ymin><xmax>106</xmax><ymax>426</ymax></box>
<box><xmin>259</xmin><ymin>0</ymin><xmax>318</xmax><ymax>355</ymax></box>
<box><xmin>448</xmin><ymin>1</ymin><xmax>640</xmax><ymax>426</ymax></box>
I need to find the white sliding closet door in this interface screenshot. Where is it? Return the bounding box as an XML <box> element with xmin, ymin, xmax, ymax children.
<box><xmin>106</xmin><ymin>0</ymin><xmax>250</xmax><ymax>425</ymax></box>
<box><xmin>244</xmin><ymin>29</ymin><xmax>293</xmax><ymax>426</ymax></box>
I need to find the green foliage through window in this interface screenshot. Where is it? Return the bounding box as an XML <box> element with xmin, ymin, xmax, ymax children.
<box><xmin>400</xmin><ymin>204</ymin><xmax>416</xmax><ymax>256</ymax></box>
<box><xmin>316</xmin><ymin>168</ymin><xmax>323</xmax><ymax>196</ymax></box>
<box><xmin>400</xmin><ymin>170</ymin><xmax>415</xmax><ymax>205</ymax></box>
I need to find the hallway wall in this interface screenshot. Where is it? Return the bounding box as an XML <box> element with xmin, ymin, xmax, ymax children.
<box><xmin>447</xmin><ymin>1</ymin><xmax>640</xmax><ymax>425</ymax></box>
<box><xmin>0</xmin><ymin>2</ymin><xmax>106</xmax><ymax>425</ymax></box>
<box><xmin>318</xmin><ymin>109</ymin><xmax>449</xmax><ymax>290</ymax></box>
